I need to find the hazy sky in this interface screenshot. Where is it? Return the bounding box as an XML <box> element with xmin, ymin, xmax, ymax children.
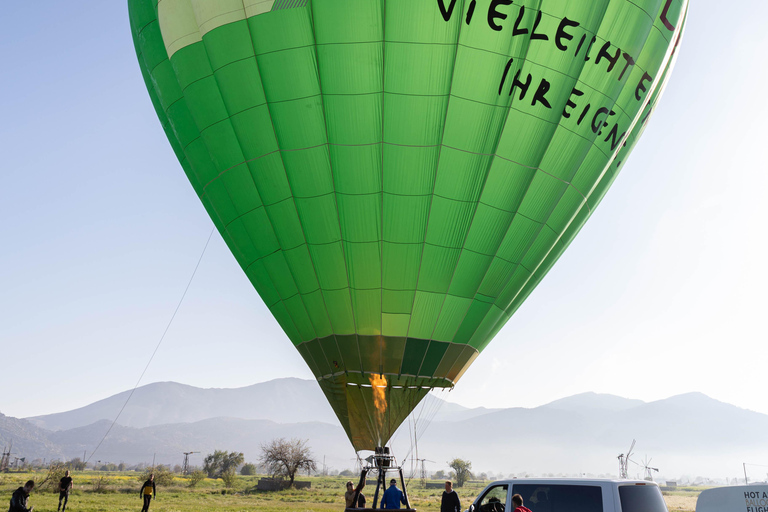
<box><xmin>2</xmin><ymin>1</ymin><xmax>767</xmax><ymax>428</ymax></box>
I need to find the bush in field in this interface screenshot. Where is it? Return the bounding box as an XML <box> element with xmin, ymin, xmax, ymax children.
<box><xmin>137</xmin><ymin>466</ymin><xmax>174</xmax><ymax>487</ymax></box>
<box><xmin>66</xmin><ymin>457</ymin><xmax>87</xmax><ymax>471</ymax></box>
<box><xmin>240</xmin><ymin>463</ymin><xmax>257</xmax><ymax>476</ymax></box>
<box><xmin>92</xmin><ymin>474</ymin><xmax>109</xmax><ymax>493</ymax></box>
<box><xmin>203</xmin><ymin>450</ymin><xmax>244</xmax><ymax>478</ymax></box>
<box><xmin>187</xmin><ymin>470</ymin><xmax>206</xmax><ymax>488</ymax></box>
<box><xmin>221</xmin><ymin>468</ymin><xmax>238</xmax><ymax>488</ymax></box>
<box><xmin>39</xmin><ymin>461</ymin><xmax>68</xmax><ymax>491</ymax></box>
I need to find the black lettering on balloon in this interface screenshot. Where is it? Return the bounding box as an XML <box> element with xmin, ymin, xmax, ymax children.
<box><xmin>555</xmin><ymin>17</ymin><xmax>579</xmax><ymax>51</ymax></box>
<box><xmin>591</xmin><ymin>107</ymin><xmax>615</xmax><ymax>135</ymax></box>
<box><xmin>513</xmin><ymin>6</ymin><xmax>528</xmax><ymax>37</ymax></box>
<box><xmin>531</xmin><ymin>79</ymin><xmax>552</xmax><ymax>108</ymax></box>
<box><xmin>595</xmin><ymin>42</ymin><xmax>621</xmax><ymax>73</ymax></box>
<box><xmin>583</xmin><ymin>35</ymin><xmax>597</xmax><ymax>62</ymax></box>
<box><xmin>498</xmin><ymin>58</ymin><xmax>515</xmax><ymax>95</ymax></box>
<box><xmin>437</xmin><ymin>0</ymin><xmax>458</xmax><ymax>22</ymax></box>
<box><xmin>509</xmin><ymin>70</ymin><xmax>532</xmax><ymax>100</ymax></box>
<box><xmin>574</xmin><ymin>34</ymin><xmax>587</xmax><ymax>57</ymax></box>
<box><xmin>466</xmin><ymin>0</ymin><xmax>477</xmax><ymax>24</ymax></box>
<box><xmin>577</xmin><ymin>104</ymin><xmax>591</xmax><ymax>126</ymax></box>
<box><xmin>635</xmin><ymin>72</ymin><xmax>652</xmax><ymax>100</ymax></box>
<box><xmin>604</xmin><ymin>123</ymin><xmax>627</xmax><ymax>151</ymax></box>
<box><xmin>618</xmin><ymin>52</ymin><xmax>635</xmax><ymax>81</ymax></box>
<box><xmin>488</xmin><ymin>0</ymin><xmax>514</xmax><ymax>31</ymax></box>
<box><xmin>562</xmin><ymin>87</ymin><xmax>584</xmax><ymax>118</ymax></box>
<box><xmin>660</xmin><ymin>0</ymin><xmax>676</xmax><ymax>31</ymax></box>
<box><xmin>530</xmin><ymin>10</ymin><xmax>549</xmax><ymax>41</ymax></box>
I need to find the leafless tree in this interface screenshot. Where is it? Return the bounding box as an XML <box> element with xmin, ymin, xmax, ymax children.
<box><xmin>259</xmin><ymin>438</ymin><xmax>317</xmax><ymax>487</ymax></box>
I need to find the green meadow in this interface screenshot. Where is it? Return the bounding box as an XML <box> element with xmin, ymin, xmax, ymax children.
<box><xmin>0</xmin><ymin>472</ymin><xmax>699</xmax><ymax>512</ymax></box>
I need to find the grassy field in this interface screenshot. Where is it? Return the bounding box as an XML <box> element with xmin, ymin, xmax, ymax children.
<box><xmin>0</xmin><ymin>471</ymin><xmax>700</xmax><ymax>512</ymax></box>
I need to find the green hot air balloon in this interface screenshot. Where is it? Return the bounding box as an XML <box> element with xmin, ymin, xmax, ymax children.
<box><xmin>128</xmin><ymin>0</ymin><xmax>687</xmax><ymax>451</ymax></box>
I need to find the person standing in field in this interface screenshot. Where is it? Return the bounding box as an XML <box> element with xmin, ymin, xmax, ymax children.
<box><xmin>58</xmin><ymin>470</ymin><xmax>73</xmax><ymax>511</ymax></box>
<box><xmin>381</xmin><ymin>478</ymin><xmax>406</xmax><ymax>509</ymax></box>
<box><xmin>345</xmin><ymin>480</ymin><xmax>366</xmax><ymax>508</ymax></box>
<box><xmin>9</xmin><ymin>480</ymin><xmax>35</xmax><ymax>512</ymax></box>
<box><xmin>441</xmin><ymin>481</ymin><xmax>461</xmax><ymax>512</ymax></box>
<box><xmin>139</xmin><ymin>473</ymin><xmax>156</xmax><ymax>512</ymax></box>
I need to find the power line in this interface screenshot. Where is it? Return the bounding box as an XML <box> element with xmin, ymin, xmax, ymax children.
<box><xmin>86</xmin><ymin>229</ymin><xmax>215</xmax><ymax>463</ymax></box>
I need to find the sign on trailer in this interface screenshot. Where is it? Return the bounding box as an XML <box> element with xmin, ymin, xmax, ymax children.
<box><xmin>696</xmin><ymin>485</ymin><xmax>768</xmax><ymax>512</ymax></box>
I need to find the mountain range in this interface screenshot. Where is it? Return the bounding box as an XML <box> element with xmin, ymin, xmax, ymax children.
<box><xmin>2</xmin><ymin>379</ymin><xmax>766</xmax><ymax>479</ymax></box>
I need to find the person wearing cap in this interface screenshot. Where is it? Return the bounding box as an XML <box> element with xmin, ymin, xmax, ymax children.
<box><xmin>381</xmin><ymin>478</ymin><xmax>407</xmax><ymax>509</ymax></box>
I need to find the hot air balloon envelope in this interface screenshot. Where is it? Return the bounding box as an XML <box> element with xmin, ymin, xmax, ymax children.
<box><xmin>129</xmin><ymin>0</ymin><xmax>687</xmax><ymax>451</ymax></box>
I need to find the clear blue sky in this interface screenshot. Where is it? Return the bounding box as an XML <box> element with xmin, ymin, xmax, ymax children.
<box><xmin>1</xmin><ymin>1</ymin><xmax>766</xmax><ymax>420</ymax></box>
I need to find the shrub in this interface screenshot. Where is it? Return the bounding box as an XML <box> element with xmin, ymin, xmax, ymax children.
<box><xmin>137</xmin><ymin>466</ymin><xmax>174</xmax><ymax>487</ymax></box>
<box><xmin>221</xmin><ymin>469</ymin><xmax>237</xmax><ymax>488</ymax></box>
<box><xmin>188</xmin><ymin>470</ymin><xmax>206</xmax><ymax>488</ymax></box>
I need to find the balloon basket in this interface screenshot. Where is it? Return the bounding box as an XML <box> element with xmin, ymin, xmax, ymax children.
<box><xmin>345</xmin><ymin>446</ymin><xmax>416</xmax><ymax>511</ymax></box>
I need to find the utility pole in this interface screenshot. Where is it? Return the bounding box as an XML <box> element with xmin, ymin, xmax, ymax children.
<box><xmin>182</xmin><ymin>452</ymin><xmax>199</xmax><ymax>475</ymax></box>
<box><xmin>414</xmin><ymin>459</ymin><xmax>434</xmax><ymax>488</ymax></box>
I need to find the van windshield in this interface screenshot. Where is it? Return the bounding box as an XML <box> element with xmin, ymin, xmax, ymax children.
<box><xmin>618</xmin><ymin>485</ymin><xmax>668</xmax><ymax>512</ymax></box>
<box><xmin>511</xmin><ymin>484</ymin><xmax>603</xmax><ymax>512</ymax></box>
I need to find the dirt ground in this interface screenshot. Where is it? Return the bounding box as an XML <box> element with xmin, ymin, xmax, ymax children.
<box><xmin>664</xmin><ymin>494</ymin><xmax>698</xmax><ymax>512</ymax></box>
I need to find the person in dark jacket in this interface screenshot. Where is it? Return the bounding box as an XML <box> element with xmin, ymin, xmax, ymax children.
<box><xmin>139</xmin><ymin>473</ymin><xmax>156</xmax><ymax>512</ymax></box>
<box><xmin>381</xmin><ymin>479</ymin><xmax>407</xmax><ymax>509</ymax></box>
<box><xmin>441</xmin><ymin>481</ymin><xmax>461</xmax><ymax>512</ymax></box>
<box><xmin>58</xmin><ymin>470</ymin><xmax>73</xmax><ymax>511</ymax></box>
<box><xmin>9</xmin><ymin>480</ymin><xmax>34</xmax><ymax>512</ymax></box>
<box><xmin>511</xmin><ymin>493</ymin><xmax>532</xmax><ymax>512</ymax></box>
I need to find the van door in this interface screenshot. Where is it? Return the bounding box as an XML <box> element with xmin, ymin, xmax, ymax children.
<box><xmin>510</xmin><ymin>484</ymin><xmax>604</xmax><ymax>512</ymax></box>
<box><xmin>476</xmin><ymin>484</ymin><xmax>510</xmax><ymax>512</ymax></box>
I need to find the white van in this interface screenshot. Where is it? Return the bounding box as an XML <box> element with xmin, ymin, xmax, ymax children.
<box><xmin>467</xmin><ymin>478</ymin><xmax>668</xmax><ymax>512</ymax></box>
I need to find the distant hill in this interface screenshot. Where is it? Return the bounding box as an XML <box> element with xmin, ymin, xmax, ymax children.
<box><xmin>0</xmin><ymin>412</ymin><xmax>64</xmax><ymax>462</ymax></box>
<box><xmin>27</xmin><ymin>378</ymin><xmax>496</xmax><ymax>431</ymax></box>
<box><xmin>27</xmin><ymin>378</ymin><xmax>337</xmax><ymax>430</ymax></box>
<box><xmin>542</xmin><ymin>392</ymin><xmax>645</xmax><ymax>412</ymax></box>
<box><xmin>9</xmin><ymin>381</ymin><xmax>768</xmax><ymax>478</ymax></box>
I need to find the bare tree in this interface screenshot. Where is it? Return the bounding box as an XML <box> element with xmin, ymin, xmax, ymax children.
<box><xmin>259</xmin><ymin>438</ymin><xmax>317</xmax><ymax>487</ymax></box>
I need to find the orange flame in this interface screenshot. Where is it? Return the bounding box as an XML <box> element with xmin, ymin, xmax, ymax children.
<box><xmin>369</xmin><ymin>373</ymin><xmax>387</xmax><ymax>416</ymax></box>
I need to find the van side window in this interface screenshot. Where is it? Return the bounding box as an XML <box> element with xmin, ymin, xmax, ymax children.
<box><xmin>511</xmin><ymin>484</ymin><xmax>603</xmax><ymax>512</ymax></box>
<box><xmin>479</xmin><ymin>484</ymin><xmax>509</xmax><ymax>512</ymax></box>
